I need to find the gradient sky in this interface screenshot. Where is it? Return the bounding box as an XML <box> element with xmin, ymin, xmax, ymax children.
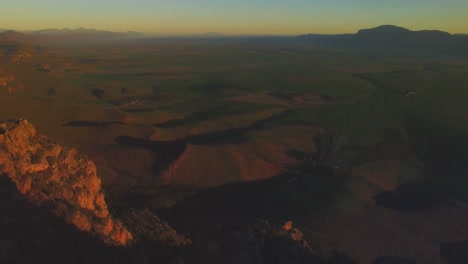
<box><xmin>1</xmin><ymin>0</ymin><xmax>467</xmax><ymax>34</ymax></box>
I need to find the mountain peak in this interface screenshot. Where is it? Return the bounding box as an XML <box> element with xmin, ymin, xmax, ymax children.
<box><xmin>0</xmin><ymin>30</ymin><xmax>32</xmax><ymax>43</ymax></box>
<box><xmin>356</xmin><ymin>25</ymin><xmax>452</xmax><ymax>37</ymax></box>
<box><xmin>0</xmin><ymin>30</ymin><xmax>27</xmax><ymax>37</ymax></box>
<box><xmin>357</xmin><ymin>25</ymin><xmax>411</xmax><ymax>35</ymax></box>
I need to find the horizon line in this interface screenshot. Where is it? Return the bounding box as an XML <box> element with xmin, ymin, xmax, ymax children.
<box><xmin>1</xmin><ymin>25</ymin><xmax>467</xmax><ymax>36</ymax></box>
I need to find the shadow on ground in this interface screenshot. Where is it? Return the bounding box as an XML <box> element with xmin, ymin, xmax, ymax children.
<box><xmin>405</xmin><ymin>110</ymin><xmax>468</xmax><ymax>201</ymax></box>
<box><xmin>0</xmin><ymin>176</ymin><xmax>134</xmax><ymax>264</ymax></box>
<box><xmin>441</xmin><ymin>239</ymin><xmax>468</xmax><ymax>264</ymax></box>
<box><xmin>158</xmin><ymin>159</ymin><xmax>348</xmax><ymax>235</ymax></box>
<box><xmin>370</xmin><ymin>256</ymin><xmax>417</xmax><ymax>264</ymax></box>
<box><xmin>63</xmin><ymin>120</ymin><xmax>127</xmax><ymax>127</ymax></box>
<box><xmin>373</xmin><ymin>181</ymin><xmax>442</xmax><ymax>212</ymax></box>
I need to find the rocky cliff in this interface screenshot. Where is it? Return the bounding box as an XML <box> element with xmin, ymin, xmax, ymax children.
<box><xmin>0</xmin><ymin>119</ymin><xmax>132</xmax><ymax>245</ymax></box>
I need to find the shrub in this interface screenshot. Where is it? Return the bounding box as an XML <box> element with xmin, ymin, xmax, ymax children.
<box><xmin>91</xmin><ymin>88</ymin><xmax>105</xmax><ymax>99</ymax></box>
<box><xmin>47</xmin><ymin>86</ymin><xmax>56</xmax><ymax>96</ymax></box>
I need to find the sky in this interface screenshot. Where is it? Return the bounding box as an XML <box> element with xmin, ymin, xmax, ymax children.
<box><xmin>1</xmin><ymin>0</ymin><xmax>467</xmax><ymax>35</ymax></box>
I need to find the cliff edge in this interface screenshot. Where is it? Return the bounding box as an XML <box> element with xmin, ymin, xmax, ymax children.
<box><xmin>0</xmin><ymin>119</ymin><xmax>132</xmax><ymax>245</ymax></box>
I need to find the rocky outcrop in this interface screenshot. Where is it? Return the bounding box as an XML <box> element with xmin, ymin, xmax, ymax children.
<box><xmin>122</xmin><ymin>209</ymin><xmax>191</xmax><ymax>247</ymax></box>
<box><xmin>188</xmin><ymin>220</ymin><xmax>319</xmax><ymax>264</ymax></box>
<box><xmin>0</xmin><ymin>74</ymin><xmax>14</xmax><ymax>87</ymax></box>
<box><xmin>0</xmin><ymin>119</ymin><xmax>132</xmax><ymax>245</ymax></box>
<box><xmin>0</xmin><ymin>67</ymin><xmax>22</xmax><ymax>93</ymax></box>
<box><xmin>0</xmin><ymin>66</ymin><xmax>15</xmax><ymax>93</ymax></box>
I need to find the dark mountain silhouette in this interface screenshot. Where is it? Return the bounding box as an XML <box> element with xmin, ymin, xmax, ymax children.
<box><xmin>298</xmin><ymin>25</ymin><xmax>468</xmax><ymax>55</ymax></box>
<box><xmin>357</xmin><ymin>25</ymin><xmax>452</xmax><ymax>38</ymax></box>
<box><xmin>355</xmin><ymin>25</ymin><xmax>453</xmax><ymax>46</ymax></box>
<box><xmin>0</xmin><ymin>28</ymin><xmax>144</xmax><ymax>45</ymax></box>
<box><xmin>25</xmin><ymin>28</ymin><xmax>103</xmax><ymax>35</ymax></box>
<box><xmin>1</xmin><ymin>25</ymin><xmax>467</xmax><ymax>53</ymax></box>
<box><xmin>25</xmin><ymin>27</ymin><xmax>143</xmax><ymax>38</ymax></box>
<box><xmin>0</xmin><ymin>30</ymin><xmax>35</xmax><ymax>43</ymax></box>
<box><xmin>357</xmin><ymin>25</ymin><xmax>411</xmax><ymax>35</ymax></box>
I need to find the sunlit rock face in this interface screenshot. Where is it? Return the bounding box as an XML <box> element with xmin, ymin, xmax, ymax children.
<box><xmin>0</xmin><ymin>119</ymin><xmax>132</xmax><ymax>245</ymax></box>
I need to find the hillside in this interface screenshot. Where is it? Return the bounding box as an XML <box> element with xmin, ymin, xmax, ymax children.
<box><xmin>0</xmin><ymin>119</ymin><xmax>324</xmax><ymax>263</ymax></box>
<box><xmin>1</xmin><ymin>27</ymin><xmax>468</xmax><ymax>262</ymax></box>
<box><xmin>0</xmin><ymin>30</ymin><xmax>35</xmax><ymax>44</ymax></box>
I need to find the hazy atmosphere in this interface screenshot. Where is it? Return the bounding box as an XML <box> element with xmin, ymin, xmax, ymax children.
<box><xmin>1</xmin><ymin>0</ymin><xmax>468</xmax><ymax>34</ymax></box>
<box><xmin>2</xmin><ymin>1</ymin><xmax>468</xmax><ymax>263</ymax></box>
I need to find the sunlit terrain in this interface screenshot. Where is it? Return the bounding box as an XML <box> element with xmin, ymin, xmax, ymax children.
<box><xmin>1</xmin><ymin>26</ymin><xmax>468</xmax><ymax>263</ymax></box>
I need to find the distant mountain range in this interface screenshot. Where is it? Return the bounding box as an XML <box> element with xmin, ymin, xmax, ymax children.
<box><xmin>0</xmin><ymin>27</ymin><xmax>140</xmax><ymax>35</ymax></box>
<box><xmin>22</xmin><ymin>28</ymin><xmax>143</xmax><ymax>37</ymax></box>
<box><xmin>0</xmin><ymin>28</ymin><xmax>146</xmax><ymax>45</ymax></box>
<box><xmin>25</xmin><ymin>28</ymin><xmax>113</xmax><ymax>35</ymax></box>
<box><xmin>0</xmin><ymin>25</ymin><xmax>467</xmax><ymax>54</ymax></box>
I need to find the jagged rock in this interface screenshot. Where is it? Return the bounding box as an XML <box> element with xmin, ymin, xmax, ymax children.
<box><xmin>289</xmin><ymin>228</ymin><xmax>304</xmax><ymax>242</ymax></box>
<box><xmin>0</xmin><ymin>74</ymin><xmax>14</xmax><ymax>87</ymax></box>
<box><xmin>190</xmin><ymin>219</ymin><xmax>319</xmax><ymax>264</ymax></box>
<box><xmin>0</xmin><ymin>67</ymin><xmax>17</xmax><ymax>93</ymax></box>
<box><xmin>122</xmin><ymin>209</ymin><xmax>191</xmax><ymax>247</ymax></box>
<box><xmin>0</xmin><ymin>119</ymin><xmax>132</xmax><ymax>245</ymax></box>
<box><xmin>283</xmin><ymin>221</ymin><xmax>293</xmax><ymax>231</ymax></box>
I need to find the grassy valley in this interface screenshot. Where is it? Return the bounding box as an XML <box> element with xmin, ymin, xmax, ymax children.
<box><xmin>1</xmin><ymin>28</ymin><xmax>468</xmax><ymax>263</ymax></box>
